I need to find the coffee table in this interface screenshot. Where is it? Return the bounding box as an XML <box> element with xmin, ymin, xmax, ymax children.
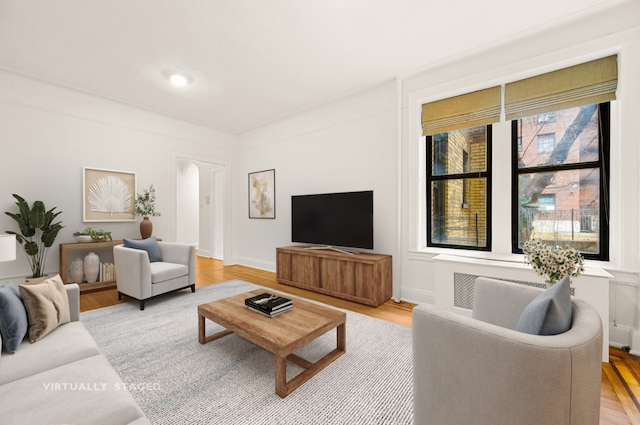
<box><xmin>198</xmin><ymin>289</ymin><xmax>346</xmax><ymax>398</ymax></box>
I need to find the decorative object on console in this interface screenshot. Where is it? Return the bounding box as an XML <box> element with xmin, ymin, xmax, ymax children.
<box><xmin>84</xmin><ymin>252</ymin><xmax>100</xmax><ymax>283</ymax></box>
<box><xmin>249</xmin><ymin>169</ymin><xmax>275</xmax><ymax>219</ymax></box>
<box><xmin>69</xmin><ymin>257</ymin><xmax>84</xmax><ymax>283</ymax></box>
<box><xmin>73</xmin><ymin>226</ymin><xmax>113</xmax><ymax>242</ymax></box>
<box><xmin>83</xmin><ymin>167</ymin><xmax>136</xmax><ymax>222</ymax></box>
<box><xmin>135</xmin><ymin>185</ymin><xmax>161</xmax><ymax>239</ymax></box>
<box><xmin>5</xmin><ymin>194</ymin><xmax>63</xmax><ymax>278</ymax></box>
<box><xmin>522</xmin><ymin>238</ymin><xmax>584</xmax><ymax>286</ymax></box>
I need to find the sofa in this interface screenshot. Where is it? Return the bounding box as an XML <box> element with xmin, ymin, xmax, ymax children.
<box><xmin>0</xmin><ymin>281</ymin><xmax>150</xmax><ymax>425</ymax></box>
<box><xmin>114</xmin><ymin>238</ymin><xmax>196</xmax><ymax>310</ymax></box>
<box><xmin>413</xmin><ymin>276</ymin><xmax>603</xmax><ymax>425</ymax></box>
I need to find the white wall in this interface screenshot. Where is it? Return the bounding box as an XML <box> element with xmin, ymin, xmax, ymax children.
<box><xmin>0</xmin><ymin>70</ymin><xmax>237</xmax><ymax>281</ymax></box>
<box><xmin>235</xmin><ymin>82</ymin><xmax>398</xmax><ymax>272</ymax></box>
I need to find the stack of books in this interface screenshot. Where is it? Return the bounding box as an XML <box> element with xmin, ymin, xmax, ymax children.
<box><xmin>245</xmin><ymin>293</ymin><xmax>293</xmax><ymax>317</ymax></box>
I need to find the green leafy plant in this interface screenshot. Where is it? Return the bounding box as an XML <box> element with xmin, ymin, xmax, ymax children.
<box><xmin>134</xmin><ymin>185</ymin><xmax>161</xmax><ymax>218</ymax></box>
<box><xmin>523</xmin><ymin>238</ymin><xmax>584</xmax><ymax>284</ymax></box>
<box><xmin>73</xmin><ymin>227</ymin><xmax>112</xmax><ymax>242</ymax></box>
<box><xmin>5</xmin><ymin>194</ymin><xmax>64</xmax><ymax>278</ymax></box>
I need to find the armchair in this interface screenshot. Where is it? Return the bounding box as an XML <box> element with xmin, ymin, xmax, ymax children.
<box><xmin>412</xmin><ymin>277</ymin><xmax>602</xmax><ymax>425</ymax></box>
<box><xmin>113</xmin><ymin>241</ymin><xmax>196</xmax><ymax>310</ymax></box>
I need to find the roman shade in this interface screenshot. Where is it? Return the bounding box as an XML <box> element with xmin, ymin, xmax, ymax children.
<box><xmin>505</xmin><ymin>55</ymin><xmax>617</xmax><ymax>120</ymax></box>
<box><xmin>421</xmin><ymin>86</ymin><xmax>501</xmax><ymax>136</ymax></box>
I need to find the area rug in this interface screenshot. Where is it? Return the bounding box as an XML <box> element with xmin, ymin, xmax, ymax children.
<box><xmin>81</xmin><ymin>280</ymin><xmax>413</xmax><ymax>424</ymax></box>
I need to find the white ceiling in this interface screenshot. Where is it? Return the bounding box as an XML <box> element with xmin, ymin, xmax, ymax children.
<box><xmin>0</xmin><ymin>0</ymin><xmax>617</xmax><ymax>134</ymax></box>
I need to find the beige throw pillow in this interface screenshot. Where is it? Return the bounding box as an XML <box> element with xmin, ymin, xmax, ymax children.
<box><xmin>19</xmin><ymin>275</ymin><xmax>70</xmax><ymax>343</ymax></box>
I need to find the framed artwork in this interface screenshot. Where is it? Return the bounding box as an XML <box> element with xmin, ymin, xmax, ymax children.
<box><xmin>83</xmin><ymin>167</ymin><xmax>137</xmax><ymax>222</ymax></box>
<box><xmin>249</xmin><ymin>169</ymin><xmax>275</xmax><ymax>219</ymax></box>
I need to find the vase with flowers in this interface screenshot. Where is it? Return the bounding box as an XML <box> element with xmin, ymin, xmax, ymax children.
<box><xmin>135</xmin><ymin>185</ymin><xmax>161</xmax><ymax>239</ymax></box>
<box><xmin>522</xmin><ymin>238</ymin><xmax>585</xmax><ymax>287</ymax></box>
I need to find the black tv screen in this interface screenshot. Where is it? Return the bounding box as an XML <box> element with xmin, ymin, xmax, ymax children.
<box><xmin>291</xmin><ymin>191</ymin><xmax>373</xmax><ymax>250</ymax></box>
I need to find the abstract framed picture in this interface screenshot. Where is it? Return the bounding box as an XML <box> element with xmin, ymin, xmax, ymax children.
<box><xmin>249</xmin><ymin>169</ymin><xmax>275</xmax><ymax>219</ymax></box>
<box><xmin>83</xmin><ymin>167</ymin><xmax>137</xmax><ymax>222</ymax></box>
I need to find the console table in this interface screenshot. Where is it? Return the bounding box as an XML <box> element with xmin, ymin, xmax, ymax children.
<box><xmin>276</xmin><ymin>246</ymin><xmax>392</xmax><ymax>306</ymax></box>
<box><xmin>59</xmin><ymin>240</ymin><xmax>123</xmax><ymax>293</ymax></box>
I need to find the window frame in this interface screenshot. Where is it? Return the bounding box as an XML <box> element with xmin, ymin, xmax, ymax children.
<box><xmin>426</xmin><ymin>125</ymin><xmax>493</xmax><ymax>251</ymax></box>
<box><xmin>511</xmin><ymin>102</ymin><xmax>610</xmax><ymax>261</ymax></box>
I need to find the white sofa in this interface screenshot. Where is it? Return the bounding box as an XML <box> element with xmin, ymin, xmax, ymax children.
<box><xmin>0</xmin><ymin>283</ymin><xmax>150</xmax><ymax>425</ymax></box>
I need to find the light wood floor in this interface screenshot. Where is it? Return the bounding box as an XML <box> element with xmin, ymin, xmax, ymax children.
<box><xmin>80</xmin><ymin>256</ymin><xmax>639</xmax><ymax>425</ymax></box>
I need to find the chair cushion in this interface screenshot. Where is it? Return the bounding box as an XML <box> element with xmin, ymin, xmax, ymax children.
<box><xmin>19</xmin><ymin>275</ymin><xmax>71</xmax><ymax>343</ymax></box>
<box><xmin>0</xmin><ymin>281</ymin><xmax>28</xmax><ymax>353</ymax></box>
<box><xmin>516</xmin><ymin>276</ymin><xmax>572</xmax><ymax>335</ymax></box>
<box><xmin>123</xmin><ymin>236</ymin><xmax>163</xmax><ymax>262</ymax></box>
<box><xmin>150</xmin><ymin>262</ymin><xmax>189</xmax><ymax>284</ymax></box>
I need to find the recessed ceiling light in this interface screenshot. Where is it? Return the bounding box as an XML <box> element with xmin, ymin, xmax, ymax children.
<box><xmin>169</xmin><ymin>72</ymin><xmax>191</xmax><ymax>86</ymax></box>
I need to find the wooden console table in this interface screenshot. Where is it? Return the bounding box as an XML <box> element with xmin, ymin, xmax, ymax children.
<box><xmin>59</xmin><ymin>240</ymin><xmax>123</xmax><ymax>293</ymax></box>
<box><xmin>276</xmin><ymin>246</ymin><xmax>392</xmax><ymax>307</ymax></box>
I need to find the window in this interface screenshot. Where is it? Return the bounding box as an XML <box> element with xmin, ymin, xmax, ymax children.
<box><xmin>512</xmin><ymin>103</ymin><xmax>610</xmax><ymax>260</ymax></box>
<box><xmin>537</xmin><ymin>112</ymin><xmax>556</xmax><ymax>123</ymax></box>
<box><xmin>427</xmin><ymin>125</ymin><xmax>491</xmax><ymax>250</ymax></box>
<box><xmin>537</xmin><ymin>133</ymin><xmax>555</xmax><ymax>153</ymax></box>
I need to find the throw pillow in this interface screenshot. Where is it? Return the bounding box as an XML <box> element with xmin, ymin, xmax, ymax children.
<box><xmin>123</xmin><ymin>236</ymin><xmax>163</xmax><ymax>262</ymax></box>
<box><xmin>19</xmin><ymin>275</ymin><xmax>70</xmax><ymax>343</ymax></box>
<box><xmin>0</xmin><ymin>281</ymin><xmax>29</xmax><ymax>353</ymax></box>
<box><xmin>516</xmin><ymin>276</ymin><xmax>572</xmax><ymax>336</ymax></box>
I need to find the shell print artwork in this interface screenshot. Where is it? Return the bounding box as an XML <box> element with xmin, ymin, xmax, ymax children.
<box><xmin>88</xmin><ymin>176</ymin><xmax>133</xmax><ymax>217</ymax></box>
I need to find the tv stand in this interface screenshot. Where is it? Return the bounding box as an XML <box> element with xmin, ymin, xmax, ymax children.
<box><xmin>304</xmin><ymin>245</ymin><xmax>359</xmax><ymax>255</ymax></box>
<box><xmin>276</xmin><ymin>246</ymin><xmax>392</xmax><ymax>306</ymax></box>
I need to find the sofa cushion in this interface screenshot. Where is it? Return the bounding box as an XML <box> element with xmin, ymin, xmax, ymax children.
<box><xmin>0</xmin><ymin>321</ymin><xmax>102</xmax><ymax>385</ymax></box>
<box><xmin>150</xmin><ymin>262</ymin><xmax>188</xmax><ymax>284</ymax></box>
<box><xmin>123</xmin><ymin>236</ymin><xmax>163</xmax><ymax>262</ymax></box>
<box><xmin>19</xmin><ymin>275</ymin><xmax>70</xmax><ymax>343</ymax></box>
<box><xmin>516</xmin><ymin>276</ymin><xmax>572</xmax><ymax>335</ymax></box>
<box><xmin>0</xmin><ymin>354</ymin><xmax>147</xmax><ymax>425</ymax></box>
<box><xmin>0</xmin><ymin>281</ymin><xmax>28</xmax><ymax>353</ymax></box>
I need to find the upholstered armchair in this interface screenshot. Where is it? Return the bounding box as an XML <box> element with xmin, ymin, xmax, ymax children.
<box><xmin>412</xmin><ymin>277</ymin><xmax>603</xmax><ymax>425</ymax></box>
<box><xmin>113</xmin><ymin>238</ymin><xmax>196</xmax><ymax>310</ymax></box>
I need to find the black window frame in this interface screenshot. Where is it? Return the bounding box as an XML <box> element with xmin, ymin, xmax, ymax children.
<box><xmin>426</xmin><ymin>125</ymin><xmax>493</xmax><ymax>251</ymax></box>
<box><xmin>511</xmin><ymin>102</ymin><xmax>610</xmax><ymax>261</ymax></box>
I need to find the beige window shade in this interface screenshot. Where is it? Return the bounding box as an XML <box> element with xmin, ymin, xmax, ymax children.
<box><xmin>505</xmin><ymin>55</ymin><xmax>617</xmax><ymax>120</ymax></box>
<box><xmin>421</xmin><ymin>86</ymin><xmax>501</xmax><ymax>136</ymax></box>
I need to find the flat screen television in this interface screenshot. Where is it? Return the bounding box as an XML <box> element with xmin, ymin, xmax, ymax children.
<box><xmin>291</xmin><ymin>190</ymin><xmax>373</xmax><ymax>251</ymax></box>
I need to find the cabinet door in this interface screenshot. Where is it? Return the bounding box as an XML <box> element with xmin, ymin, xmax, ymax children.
<box><xmin>276</xmin><ymin>251</ymin><xmax>292</xmax><ymax>280</ymax></box>
<box><xmin>291</xmin><ymin>254</ymin><xmax>319</xmax><ymax>287</ymax></box>
<box><xmin>320</xmin><ymin>258</ymin><xmax>356</xmax><ymax>295</ymax></box>
<box><xmin>354</xmin><ymin>263</ymin><xmax>376</xmax><ymax>301</ymax></box>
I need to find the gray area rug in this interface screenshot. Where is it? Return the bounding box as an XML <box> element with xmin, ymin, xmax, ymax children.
<box><xmin>81</xmin><ymin>280</ymin><xmax>413</xmax><ymax>424</ymax></box>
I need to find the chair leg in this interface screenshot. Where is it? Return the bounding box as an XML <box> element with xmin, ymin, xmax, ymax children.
<box><xmin>190</xmin><ymin>284</ymin><xmax>196</xmax><ymax>293</ymax></box>
<box><xmin>140</xmin><ymin>300</ymin><xmax>145</xmax><ymax>310</ymax></box>
<box><xmin>118</xmin><ymin>292</ymin><xmax>122</xmax><ymax>300</ymax></box>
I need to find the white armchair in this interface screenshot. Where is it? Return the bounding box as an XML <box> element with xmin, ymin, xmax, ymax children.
<box><xmin>412</xmin><ymin>277</ymin><xmax>603</xmax><ymax>425</ymax></box>
<box><xmin>113</xmin><ymin>240</ymin><xmax>196</xmax><ymax>310</ymax></box>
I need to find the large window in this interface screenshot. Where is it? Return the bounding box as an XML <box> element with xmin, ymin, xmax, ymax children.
<box><xmin>427</xmin><ymin>125</ymin><xmax>491</xmax><ymax>250</ymax></box>
<box><xmin>512</xmin><ymin>103</ymin><xmax>610</xmax><ymax>260</ymax></box>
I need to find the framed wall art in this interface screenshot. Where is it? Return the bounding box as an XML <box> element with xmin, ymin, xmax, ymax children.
<box><xmin>83</xmin><ymin>167</ymin><xmax>137</xmax><ymax>222</ymax></box>
<box><xmin>249</xmin><ymin>169</ymin><xmax>275</xmax><ymax>219</ymax></box>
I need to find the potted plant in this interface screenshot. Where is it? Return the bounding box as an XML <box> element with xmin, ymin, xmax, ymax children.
<box><xmin>73</xmin><ymin>227</ymin><xmax>113</xmax><ymax>243</ymax></box>
<box><xmin>5</xmin><ymin>194</ymin><xmax>64</xmax><ymax>279</ymax></box>
<box><xmin>522</xmin><ymin>238</ymin><xmax>585</xmax><ymax>287</ymax></box>
<box><xmin>135</xmin><ymin>185</ymin><xmax>161</xmax><ymax>239</ymax></box>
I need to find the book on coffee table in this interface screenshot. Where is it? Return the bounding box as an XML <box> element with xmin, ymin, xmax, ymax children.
<box><xmin>246</xmin><ymin>304</ymin><xmax>293</xmax><ymax>317</ymax></box>
<box><xmin>245</xmin><ymin>293</ymin><xmax>293</xmax><ymax>316</ymax></box>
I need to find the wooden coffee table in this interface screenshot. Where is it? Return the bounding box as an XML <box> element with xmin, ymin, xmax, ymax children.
<box><xmin>198</xmin><ymin>290</ymin><xmax>346</xmax><ymax>398</ymax></box>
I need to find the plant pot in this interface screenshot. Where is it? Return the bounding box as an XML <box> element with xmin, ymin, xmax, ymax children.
<box><xmin>84</xmin><ymin>252</ymin><xmax>100</xmax><ymax>283</ymax></box>
<box><xmin>140</xmin><ymin>217</ymin><xmax>153</xmax><ymax>239</ymax></box>
<box><xmin>70</xmin><ymin>257</ymin><xmax>84</xmax><ymax>283</ymax></box>
<box><xmin>24</xmin><ymin>275</ymin><xmax>49</xmax><ymax>285</ymax></box>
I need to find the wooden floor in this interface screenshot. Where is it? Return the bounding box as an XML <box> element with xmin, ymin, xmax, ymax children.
<box><xmin>80</xmin><ymin>256</ymin><xmax>639</xmax><ymax>425</ymax></box>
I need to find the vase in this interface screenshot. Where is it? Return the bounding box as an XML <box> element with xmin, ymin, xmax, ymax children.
<box><xmin>70</xmin><ymin>257</ymin><xmax>84</xmax><ymax>283</ymax></box>
<box><xmin>84</xmin><ymin>252</ymin><xmax>100</xmax><ymax>284</ymax></box>
<box><xmin>140</xmin><ymin>217</ymin><xmax>153</xmax><ymax>239</ymax></box>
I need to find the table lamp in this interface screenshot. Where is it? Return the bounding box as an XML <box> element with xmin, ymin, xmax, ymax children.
<box><xmin>0</xmin><ymin>234</ymin><xmax>16</xmax><ymax>262</ymax></box>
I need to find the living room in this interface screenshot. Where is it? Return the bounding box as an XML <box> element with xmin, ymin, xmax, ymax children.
<box><xmin>0</xmin><ymin>1</ymin><xmax>639</xmax><ymax>424</ymax></box>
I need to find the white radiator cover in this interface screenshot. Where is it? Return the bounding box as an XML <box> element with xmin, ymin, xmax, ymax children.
<box><xmin>434</xmin><ymin>254</ymin><xmax>611</xmax><ymax>362</ymax></box>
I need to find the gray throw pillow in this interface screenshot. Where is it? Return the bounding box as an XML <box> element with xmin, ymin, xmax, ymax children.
<box><xmin>516</xmin><ymin>276</ymin><xmax>572</xmax><ymax>336</ymax></box>
<box><xmin>0</xmin><ymin>281</ymin><xmax>29</xmax><ymax>353</ymax></box>
<box><xmin>123</xmin><ymin>236</ymin><xmax>163</xmax><ymax>262</ymax></box>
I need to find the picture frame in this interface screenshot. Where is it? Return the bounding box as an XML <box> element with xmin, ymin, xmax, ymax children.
<box><xmin>248</xmin><ymin>169</ymin><xmax>275</xmax><ymax>219</ymax></box>
<box><xmin>83</xmin><ymin>167</ymin><xmax>137</xmax><ymax>222</ymax></box>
